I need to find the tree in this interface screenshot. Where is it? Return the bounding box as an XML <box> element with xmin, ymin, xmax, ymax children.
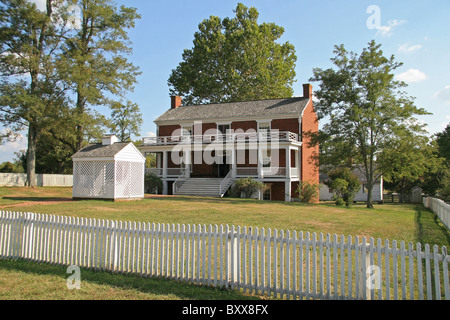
<box><xmin>168</xmin><ymin>3</ymin><xmax>297</xmax><ymax>105</ymax></box>
<box><xmin>109</xmin><ymin>100</ymin><xmax>142</xmax><ymax>142</ymax></box>
<box><xmin>59</xmin><ymin>0</ymin><xmax>141</xmax><ymax>151</ymax></box>
<box><xmin>309</xmin><ymin>41</ymin><xmax>429</xmax><ymax>208</ymax></box>
<box><xmin>0</xmin><ymin>161</ymin><xmax>14</xmax><ymax>172</ymax></box>
<box><xmin>436</xmin><ymin>123</ymin><xmax>450</xmax><ymax>163</ymax></box>
<box><xmin>324</xmin><ymin>167</ymin><xmax>360</xmax><ymax>206</ymax></box>
<box><xmin>0</xmin><ymin>0</ymin><xmax>72</xmax><ymax>186</ymax></box>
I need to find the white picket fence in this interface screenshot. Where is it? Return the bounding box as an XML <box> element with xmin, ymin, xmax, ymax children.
<box><xmin>424</xmin><ymin>197</ymin><xmax>450</xmax><ymax>231</ymax></box>
<box><xmin>0</xmin><ymin>210</ymin><xmax>448</xmax><ymax>300</ymax></box>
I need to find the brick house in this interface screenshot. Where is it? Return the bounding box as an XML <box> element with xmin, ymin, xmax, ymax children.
<box><xmin>140</xmin><ymin>84</ymin><xmax>319</xmax><ymax>202</ymax></box>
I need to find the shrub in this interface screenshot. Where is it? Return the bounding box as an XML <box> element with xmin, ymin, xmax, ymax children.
<box><xmin>325</xmin><ymin>167</ymin><xmax>360</xmax><ymax>206</ymax></box>
<box><xmin>296</xmin><ymin>181</ymin><xmax>320</xmax><ymax>203</ymax></box>
<box><xmin>232</xmin><ymin>177</ymin><xmax>266</xmax><ymax>198</ymax></box>
<box><xmin>144</xmin><ymin>173</ymin><xmax>163</xmax><ymax>194</ymax></box>
<box><xmin>334</xmin><ymin>196</ymin><xmax>345</xmax><ymax>206</ymax></box>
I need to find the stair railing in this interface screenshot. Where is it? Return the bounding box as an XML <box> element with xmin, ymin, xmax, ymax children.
<box><xmin>219</xmin><ymin>171</ymin><xmax>235</xmax><ymax>197</ymax></box>
<box><xmin>172</xmin><ymin>168</ymin><xmax>187</xmax><ymax>195</ymax></box>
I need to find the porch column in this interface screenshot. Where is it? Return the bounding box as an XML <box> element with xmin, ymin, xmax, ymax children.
<box><xmin>231</xmin><ymin>147</ymin><xmax>237</xmax><ymax>178</ymax></box>
<box><xmin>257</xmin><ymin>145</ymin><xmax>263</xmax><ymax>179</ymax></box>
<box><xmin>286</xmin><ymin>147</ymin><xmax>291</xmax><ymax>179</ymax></box>
<box><xmin>285</xmin><ymin>181</ymin><xmax>292</xmax><ymax>202</ymax></box>
<box><xmin>162</xmin><ymin>151</ymin><xmax>168</xmax><ymax>195</ymax></box>
<box><xmin>184</xmin><ymin>148</ymin><xmax>191</xmax><ymax>178</ymax></box>
<box><xmin>163</xmin><ymin>151</ymin><xmax>168</xmax><ymax>179</ymax></box>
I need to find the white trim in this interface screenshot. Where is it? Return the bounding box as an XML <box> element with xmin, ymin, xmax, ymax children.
<box><xmin>155</xmin><ymin>113</ymin><xmax>301</xmax><ymax>126</ymax></box>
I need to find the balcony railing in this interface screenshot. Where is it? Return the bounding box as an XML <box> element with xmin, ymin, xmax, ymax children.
<box><xmin>145</xmin><ymin>168</ymin><xmax>184</xmax><ymax>177</ymax></box>
<box><xmin>142</xmin><ymin>131</ymin><xmax>299</xmax><ymax>146</ymax></box>
<box><xmin>235</xmin><ymin>167</ymin><xmax>299</xmax><ymax>178</ymax></box>
<box><xmin>146</xmin><ymin>166</ymin><xmax>299</xmax><ymax>179</ymax></box>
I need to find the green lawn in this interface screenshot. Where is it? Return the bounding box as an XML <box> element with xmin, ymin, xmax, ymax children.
<box><xmin>0</xmin><ymin>187</ymin><xmax>449</xmax><ymax>300</ymax></box>
<box><xmin>0</xmin><ymin>187</ymin><xmax>448</xmax><ymax>247</ymax></box>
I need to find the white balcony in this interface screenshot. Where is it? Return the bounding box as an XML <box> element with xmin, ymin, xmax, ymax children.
<box><xmin>142</xmin><ymin>131</ymin><xmax>299</xmax><ymax>146</ymax></box>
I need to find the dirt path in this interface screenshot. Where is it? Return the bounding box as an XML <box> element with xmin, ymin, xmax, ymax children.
<box><xmin>0</xmin><ymin>198</ymin><xmax>73</xmax><ymax>209</ymax></box>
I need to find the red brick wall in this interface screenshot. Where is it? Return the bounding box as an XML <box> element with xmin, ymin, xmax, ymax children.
<box><xmin>158</xmin><ymin>125</ymin><xmax>180</xmax><ymax>137</ymax></box>
<box><xmin>301</xmin><ymin>100</ymin><xmax>320</xmax><ymax>203</ymax></box>
<box><xmin>231</xmin><ymin>121</ymin><xmax>257</xmax><ymax>132</ymax></box>
<box><xmin>271</xmin><ymin>118</ymin><xmax>299</xmax><ymax>135</ymax></box>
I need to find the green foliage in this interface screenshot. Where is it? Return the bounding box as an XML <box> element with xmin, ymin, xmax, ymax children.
<box><xmin>0</xmin><ymin>161</ymin><xmax>14</xmax><ymax>173</ymax></box>
<box><xmin>325</xmin><ymin>167</ymin><xmax>361</xmax><ymax>206</ymax></box>
<box><xmin>436</xmin><ymin>123</ymin><xmax>450</xmax><ymax>164</ymax></box>
<box><xmin>334</xmin><ymin>197</ymin><xmax>345</xmax><ymax>206</ymax></box>
<box><xmin>59</xmin><ymin>0</ymin><xmax>142</xmax><ymax>150</ymax></box>
<box><xmin>439</xmin><ymin>167</ymin><xmax>450</xmax><ymax>199</ymax></box>
<box><xmin>109</xmin><ymin>100</ymin><xmax>143</xmax><ymax>142</ymax></box>
<box><xmin>168</xmin><ymin>3</ymin><xmax>297</xmax><ymax>105</ymax></box>
<box><xmin>232</xmin><ymin>177</ymin><xmax>266</xmax><ymax>198</ymax></box>
<box><xmin>144</xmin><ymin>173</ymin><xmax>163</xmax><ymax>194</ymax></box>
<box><xmin>309</xmin><ymin>40</ymin><xmax>430</xmax><ymax>208</ymax></box>
<box><xmin>296</xmin><ymin>181</ymin><xmax>320</xmax><ymax>203</ymax></box>
<box><xmin>0</xmin><ymin>0</ymin><xmax>72</xmax><ymax>185</ymax></box>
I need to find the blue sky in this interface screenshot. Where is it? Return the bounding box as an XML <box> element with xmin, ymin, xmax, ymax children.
<box><xmin>1</xmin><ymin>0</ymin><xmax>449</xmax><ymax>163</ymax></box>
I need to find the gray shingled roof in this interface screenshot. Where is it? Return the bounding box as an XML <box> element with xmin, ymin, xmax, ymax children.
<box><xmin>72</xmin><ymin>142</ymin><xmax>131</xmax><ymax>159</ymax></box>
<box><xmin>155</xmin><ymin>97</ymin><xmax>309</xmax><ymax>123</ymax></box>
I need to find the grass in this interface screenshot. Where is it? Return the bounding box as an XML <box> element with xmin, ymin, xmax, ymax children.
<box><xmin>0</xmin><ymin>187</ymin><xmax>448</xmax><ymax>247</ymax></box>
<box><xmin>0</xmin><ymin>259</ymin><xmax>262</xmax><ymax>300</ymax></box>
<box><xmin>0</xmin><ymin>186</ymin><xmax>449</xmax><ymax>300</ymax></box>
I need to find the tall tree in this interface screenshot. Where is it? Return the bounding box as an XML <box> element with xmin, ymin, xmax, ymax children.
<box><xmin>109</xmin><ymin>100</ymin><xmax>142</xmax><ymax>142</ymax></box>
<box><xmin>168</xmin><ymin>3</ymin><xmax>297</xmax><ymax>105</ymax></box>
<box><xmin>59</xmin><ymin>0</ymin><xmax>141</xmax><ymax>151</ymax></box>
<box><xmin>309</xmin><ymin>41</ymin><xmax>430</xmax><ymax>208</ymax></box>
<box><xmin>436</xmin><ymin>123</ymin><xmax>450</xmax><ymax>163</ymax></box>
<box><xmin>0</xmin><ymin>0</ymin><xmax>71</xmax><ymax>186</ymax></box>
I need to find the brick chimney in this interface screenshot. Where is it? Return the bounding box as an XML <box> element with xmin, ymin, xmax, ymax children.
<box><xmin>171</xmin><ymin>96</ymin><xmax>182</xmax><ymax>109</ymax></box>
<box><xmin>303</xmin><ymin>83</ymin><xmax>313</xmax><ymax>99</ymax></box>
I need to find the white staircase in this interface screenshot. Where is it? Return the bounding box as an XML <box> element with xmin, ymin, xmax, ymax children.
<box><xmin>175</xmin><ymin>178</ymin><xmax>231</xmax><ymax>198</ymax></box>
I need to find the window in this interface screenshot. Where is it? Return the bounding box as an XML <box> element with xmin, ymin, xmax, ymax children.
<box><xmin>258</xmin><ymin>122</ymin><xmax>271</xmax><ymax>134</ymax></box>
<box><xmin>181</xmin><ymin>126</ymin><xmax>192</xmax><ymax>136</ymax></box>
<box><xmin>262</xmin><ymin>149</ymin><xmax>271</xmax><ymax>168</ymax></box>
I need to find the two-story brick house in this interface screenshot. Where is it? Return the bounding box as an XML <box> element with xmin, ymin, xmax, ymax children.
<box><xmin>140</xmin><ymin>84</ymin><xmax>319</xmax><ymax>202</ymax></box>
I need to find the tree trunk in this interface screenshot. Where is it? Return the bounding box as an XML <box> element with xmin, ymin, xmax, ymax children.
<box><xmin>366</xmin><ymin>180</ymin><xmax>374</xmax><ymax>208</ymax></box>
<box><xmin>26</xmin><ymin>125</ymin><xmax>38</xmax><ymax>187</ymax></box>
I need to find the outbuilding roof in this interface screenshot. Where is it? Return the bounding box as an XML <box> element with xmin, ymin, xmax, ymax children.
<box><xmin>72</xmin><ymin>142</ymin><xmax>131</xmax><ymax>159</ymax></box>
<box><xmin>155</xmin><ymin>97</ymin><xmax>310</xmax><ymax>123</ymax></box>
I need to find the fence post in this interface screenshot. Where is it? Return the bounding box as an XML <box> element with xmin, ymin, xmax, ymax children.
<box><xmin>228</xmin><ymin>230</ymin><xmax>238</xmax><ymax>285</ymax></box>
<box><xmin>358</xmin><ymin>239</ymin><xmax>371</xmax><ymax>300</ymax></box>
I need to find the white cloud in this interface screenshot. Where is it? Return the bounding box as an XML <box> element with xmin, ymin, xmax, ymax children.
<box><xmin>398</xmin><ymin>43</ymin><xmax>422</xmax><ymax>53</ymax></box>
<box><xmin>395</xmin><ymin>68</ymin><xmax>427</xmax><ymax>83</ymax></box>
<box><xmin>0</xmin><ymin>131</ymin><xmax>27</xmax><ymax>163</ymax></box>
<box><xmin>433</xmin><ymin>85</ymin><xmax>450</xmax><ymax>105</ymax></box>
<box><xmin>146</xmin><ymin>131</ymin><xmax>156</xmax><ymax>137</ymax></box>
<box><xmin>376</xmin><ymin>19</ymin><xmax>406</xmax><ymax>37</ymax></box>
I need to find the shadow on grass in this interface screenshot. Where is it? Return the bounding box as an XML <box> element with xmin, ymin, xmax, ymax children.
<box><xmin>414</xmin><ymin>205</ymin><xmax>450</xmax><ymax>247</ymax></box>
<box><xmin>3</xmin><ymin>197</ymin><xmax>72</xmax><ymax>203</ymax></box>
<box><xmin>145</xmin><ymin>195</ymin><xmax>311</xmax><ymax>207</ymax></box>
<box><xmin>0</xmin><ymin>258</ymin><xmax>262</xmax><ymax>300</ymax></box>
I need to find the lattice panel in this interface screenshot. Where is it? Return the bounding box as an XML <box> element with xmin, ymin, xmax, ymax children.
<box><xmin>115</xmin><ymin>161</ymin><xmax>144</xmax><ymax>198</ymax></box>
<box><xmin>73</xmin><ymin>161</ymin><xmax>115</xmax><ymax>198</ymax></box>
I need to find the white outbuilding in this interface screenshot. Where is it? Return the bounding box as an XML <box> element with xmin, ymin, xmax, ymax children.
<box><xmin>72</xmin><ymin>135</ymin><xmax>145</xmax><ymax>200</ymax></box>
